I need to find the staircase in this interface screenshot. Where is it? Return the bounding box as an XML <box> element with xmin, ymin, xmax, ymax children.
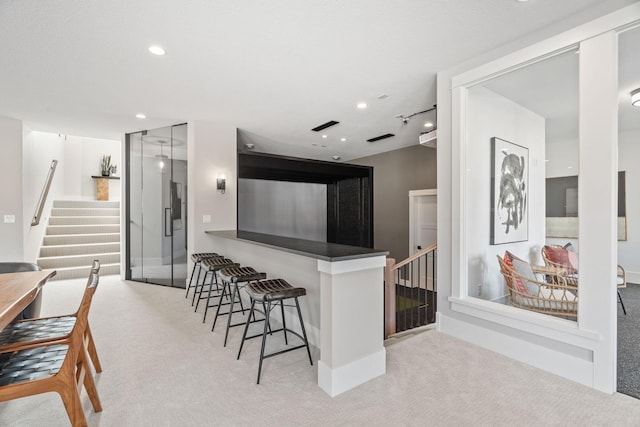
<box><xmin>37</xmin><ymin>200</ymin><xmax>121</xmax><ymax>280</ymax></box>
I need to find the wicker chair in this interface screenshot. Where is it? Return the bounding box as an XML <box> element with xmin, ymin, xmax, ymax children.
<box><xmin>497</xmin><ymin>255</ymin><xmax>578</xmax><ymax>319</ymax></box>
<box><xmin>541</xmin><ymin>245</ymin><xmax>626</xmax><ymax>314</ymax></box>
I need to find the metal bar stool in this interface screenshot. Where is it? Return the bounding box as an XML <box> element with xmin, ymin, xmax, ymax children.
<box><xmin>186</xmin><ymin>253</ymin><xmax>221</xmax><ymax>304</ymax></box>
<box><xmin>237</xmin><ymin>278</ymin><xmax>313</xmax><ymax>384</ymax></box>
<box><xmin>213</xmin><ymin>267</ymin><xmax>267</xmax><ymax>346</ymax></box>
<box><xmin>195</xmin><ymin>257</ymin><xmax>239</xmax><ymax>322</ymax></box>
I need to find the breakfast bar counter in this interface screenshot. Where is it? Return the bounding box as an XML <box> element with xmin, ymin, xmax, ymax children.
<box><xmin>205</xmin><ymin>230</ymin><xmax>388</xmax><ymax>396</ymax></box>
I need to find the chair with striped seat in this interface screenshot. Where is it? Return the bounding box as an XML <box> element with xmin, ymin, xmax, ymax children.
<box><xmin>0</xmin><ymin>260</ymin><xmax>103</xmax><ymax>373</ymax></box>
<box><xmin>0</xmin><ymin>263</ymin><xmax>102</xmax><ymax>427</ymax></box>
<box><xmin>237</xmin><ymin>278</ymin><xmax>313</xmax><ymax>384</ymax></box>
<box><xmin>194</xmin><ymin>257</ymin><xmax>239</xmax><ymax>322</ymax></box>
<box><xmin>213</xmin><ymin>266</ymin><xmax>266</xmax><ymax>346</ymax></box>
<box><xmin>186</xmin><ymin>252</ymin><xmax>221</xmax><ymax>303</ymax></box>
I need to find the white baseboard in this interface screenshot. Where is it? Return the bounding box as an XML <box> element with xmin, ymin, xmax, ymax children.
<box><xmin>438</xmin><ymin>313</ymin><xmax>594</xmax><ymax>389</ymax></box>
<box><xmin>625</xmin><ymin>271</ymin><xmax>640</xmax><ymax>285</ymax></box>
<box><xmin>318</xmin><ymin>348</ymin><xmax>386</xmax><ymax>397</ymax></box>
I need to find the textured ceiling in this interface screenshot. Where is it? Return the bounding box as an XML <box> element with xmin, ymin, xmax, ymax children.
<box><xmin>0</xmin><ymin>0</ymin><xmax>637</xmax><ymax>161</ymax></box>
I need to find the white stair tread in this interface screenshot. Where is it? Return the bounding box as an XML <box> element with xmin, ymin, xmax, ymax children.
<box><xmin>40</xmin><ymin>242</ymin><xmax>120</xmax><ymax>250</ymax></box>
<box><xmin>38</xmin><ymin>251</ymin><xmax>120</xmax><ymax>261</ymax></box>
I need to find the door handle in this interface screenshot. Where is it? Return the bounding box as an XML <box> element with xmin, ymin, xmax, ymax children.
<box><xmin>164</xmin><ymin>208</ymin><xmax>172</xmax><ymax>237</ymax></box>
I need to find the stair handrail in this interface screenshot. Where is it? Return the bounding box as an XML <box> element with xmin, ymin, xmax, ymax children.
<box><xmin>384</xmin><ymin>243</ymin><xmax>437</xmax><ymax>338</ymax></box>
<box><xmin>391</xmin><ymin>243</ymin><xmax>437</xmax><ymax>271</ymax></box>
<box><xmin>31</xmin><ymin>160</ymin><xmax>58</xmax><ymax>226</ymax></box>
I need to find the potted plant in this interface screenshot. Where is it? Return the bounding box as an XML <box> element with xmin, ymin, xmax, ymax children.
<box><xmin>100</xmin><ymin>155</ymin><xmax>117</xmax><ymax>177</ymax></box>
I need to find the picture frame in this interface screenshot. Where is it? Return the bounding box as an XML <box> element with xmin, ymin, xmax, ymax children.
<box><xmin>490</xmin><ymin>137</ymin><xmax>528</xmax><ymax>245</ymax></box>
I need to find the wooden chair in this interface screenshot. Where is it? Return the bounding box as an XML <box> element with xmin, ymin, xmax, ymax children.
<box><xmin>0</xmin><ymin>260</ymin><xmax>103</xmax><ymax>372</ymax></box>
<box><xmin>0</xmin><ymin>264</ymin><xmax>102</xmax><ymax>427</ymax></box>
<box><xmin>497</xmin><ymin>255</ymin><xmax>578</xmax><ymax>319</ymax></box>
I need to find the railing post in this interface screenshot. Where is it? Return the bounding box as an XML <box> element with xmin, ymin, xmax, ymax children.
<box><xmin>384</xmin><ymin>257</ymin><xmax>396</xmax><ymax>339</ymax></box>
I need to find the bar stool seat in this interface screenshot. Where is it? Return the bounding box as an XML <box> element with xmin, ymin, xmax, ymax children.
<box><xmin>237</xmin><ymin>278</ymin><xmax>313</xmax><ymax>384</ymax></box>
<box><xmin>186</xmin><ymin>252</ymin><xmax>221</xmax><ymax>303</ymax></box>
<box><xmin>213</xmin><ymin>267</ymin><xmax>266</xmax><ymax>346</ymax></box>
<box><xmin>196</xmin><ymin>257</ymin><xmax>239</xmax><ymax>322</ymax></box>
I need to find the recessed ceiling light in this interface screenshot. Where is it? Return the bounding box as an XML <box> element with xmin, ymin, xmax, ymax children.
<box><xmin>516</xmin><ymin>0</ymin><xmax>528</xmax><ymax>2</ymax></box>
<box><xmin>357</xmin><ymin>102</ymin><xmax>367</xmax><ymax>109</ymax></box>
<box><xmin>332</xmin><ymin>155</ymin><xmax>341</xmax><ymax>160</ymax></box>
<box><xmin>149</xmin><ymin>45</ymin><xmax>166</xmax><ymax>56</ymax></box>
<box><xmin>136</xmin><ymin>113</ymin><xmax>146</xmax><ymax>119</ymax></box>
<box><xmin>245</xmin><ymin>143</ymin><xmax>255</xmax><ymax>149</ymax></box>
<box><xmin>322</xmin><ymin>134</ymin><xmax>328</xmax><ymax>139</ymax></box>
<box><xmin>424</xmin><ymin>122</ymin><xmax>434</xmax><ymax>128</ymax></box>
<box><xmin>631</xmin><ymin>88</ymin><xmax>640</xmax><ymax>107</ymax></box>
<box><xmin>340</xmin><ymin>138</ymin><xmax>347</xmax><ymax>142</ymax></box>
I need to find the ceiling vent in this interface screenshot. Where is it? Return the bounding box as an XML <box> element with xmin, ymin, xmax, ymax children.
<box><xmin>311</xmin><ymin>120</ymin><xmax>340</xmax><ymax>132</ymax></box>
<box><xmin>367</xmin><ymin>133</ymin><xmax>395</xmax><ymax>143</ymax></box>
<box><xmin>419</xmin><ymin>130</ymin><xmax>437</xmax><ymax>148</ymax></box>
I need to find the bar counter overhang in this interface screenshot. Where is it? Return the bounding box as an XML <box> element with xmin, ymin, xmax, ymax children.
<box><xmin>205</xmin><ymin>230</ymin><xmax>388</xmax><ymax>397</ymax></box>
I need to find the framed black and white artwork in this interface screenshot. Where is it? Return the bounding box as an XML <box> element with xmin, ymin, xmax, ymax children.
<box><xmin>490</xmin><ymin>137</ymin><xmax>528</xmax><ymax>245</ymax></box>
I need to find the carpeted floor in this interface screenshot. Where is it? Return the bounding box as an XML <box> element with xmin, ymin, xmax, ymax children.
<box><xmin>617</xmin><ymin>282</ymin><xmax>640</xmax><ymax>399</ymax></box>
<box><xmin>2</xmin><ymin>275</ymin><xmax>640</xmax><ymax>426</ymax></box>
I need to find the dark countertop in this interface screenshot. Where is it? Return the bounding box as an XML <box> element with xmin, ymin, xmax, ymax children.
<box><xmin>205</xmin><ymin>230</ymin><xmax>388</xmax><ymax>262</ymax></box>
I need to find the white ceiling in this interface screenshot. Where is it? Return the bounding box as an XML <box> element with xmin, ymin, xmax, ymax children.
<box><xmin>483</xmin><ymin>25</ymin><xmax>640</xmax><ymax>143</ymax></box>
<box><xmin>1</xmin><ymin>0</ymin><xmax>637</xmax><ymax>161</ymax></box>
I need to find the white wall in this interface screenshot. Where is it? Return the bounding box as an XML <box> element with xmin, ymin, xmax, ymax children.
<box><xmin>618</xmin><ymin>129</ymin><xmax>640</xmax><ymax>282</ymax></box>
<box><xmin>22</xmin><ymin>130</ymin><xmax>65</xmax><ymax>262</ymax></box>
<box><xmin>20</xmin><ymin>131</ymin><xmax>120</xmax><ymax>262</ymax></box>
<box><xmin>63</xmin><ymin>135</ymin><xmax>121</xmax><ymax>200</ymax></box>
<box><xmin>437</xmin><ymin>5</ymin><xmax>638</xmax><ymax>394</ymax></box>
<box><xmin>187</xmin><ymin>121</ymin><xmax>237</xmax><ymax>261</ymax></box>
<box><xmin>0</xmin><ymin>116</ymin><xmax>24</xmax><ymax>261</ymax></box>
<box><xmin>546</xmin><ymin>138</ymin><xmax>579</xmax><ymax>178</ymax></box>
<box><xmin>545</xmin><ymin>131</ymin><xmax>640</xmax><ymax>283</ymax></box>
<box><xmin>466</xmin><ymin>86</ymin><xmax>546</xmax><ymax>301</ymax></box>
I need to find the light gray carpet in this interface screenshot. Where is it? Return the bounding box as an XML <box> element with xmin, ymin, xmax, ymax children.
<box><xmin>2</xmin><ymin>275</ymin><xmax>640</xmax><ymax>426</ymax></box>
<box><xmin>617</xmin><ymin>282</ymin><xmax>640</xmax><ymax>399</ymax></box>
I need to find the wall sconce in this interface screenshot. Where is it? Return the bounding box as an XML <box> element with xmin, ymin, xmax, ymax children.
<box><xmin>632</xmin><ymin>88</ymin><xmax>640</xmax><ymax>107</ymax></box>
<box><xmin>216</xmin><ymin>176</ymin><xmax>226</xmax><ymax>194</ymax></box>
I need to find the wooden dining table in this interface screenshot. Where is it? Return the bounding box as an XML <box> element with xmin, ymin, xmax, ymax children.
<box><xmin>0</xmin><ymin>270</ymin><xmax>56</xmax><ymax>330</ymax></box>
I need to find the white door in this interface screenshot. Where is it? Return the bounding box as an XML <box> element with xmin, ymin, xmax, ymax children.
<box><xmin>409</xmin><ymin>189</ymin><xmax>437</xmax><ymax>256</ymax></box>
<box><xmin>409</xmin><ymin>189</ymin><xmax>437</xmax><ymax>291</ymax></box>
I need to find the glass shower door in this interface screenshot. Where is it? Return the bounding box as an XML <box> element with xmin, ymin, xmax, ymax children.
<box><xmin>126</xmin><ymin>124</ymin><xmax>187</xmax><ymax>288</ymax></box>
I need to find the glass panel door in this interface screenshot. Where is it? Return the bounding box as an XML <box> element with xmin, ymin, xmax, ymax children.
<box><xmin>126</xmin><ymin>124</ymin><xmax>188</xmax><ymax>288</ymax></box>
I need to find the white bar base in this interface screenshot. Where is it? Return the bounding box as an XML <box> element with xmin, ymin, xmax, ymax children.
<box><xmin>318</xmin><ymin>348</ymin><xmax>386</xmax><ymax>397</ymax></box>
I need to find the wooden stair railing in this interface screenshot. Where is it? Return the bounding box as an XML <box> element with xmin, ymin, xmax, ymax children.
<box><xmin>384</xmin><ymin>244</ymin><xmax>437</xmax><ymax>338</ymax></box>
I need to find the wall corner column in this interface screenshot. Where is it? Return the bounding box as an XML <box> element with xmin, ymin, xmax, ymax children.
<box><xmin>316</xmin><ymin>255</ymin><xmax>387</xmax><ymax>397</ymax></box>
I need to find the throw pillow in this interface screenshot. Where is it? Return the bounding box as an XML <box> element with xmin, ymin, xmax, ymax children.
<box><xmin>503</xmin><ymin>251</ymin><xmax>529</xmax><ymax>294</ymax></box>
<box><xmin>511</xmin><ymin>258</ymin><xmax>538</xmax><ymax>295</ymax></box>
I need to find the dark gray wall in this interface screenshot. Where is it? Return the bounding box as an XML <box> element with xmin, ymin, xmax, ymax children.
<box><xmin>546</xmin><ymin>172</ymin><xmax>626</xmax><ymax>217</ymax></box>
<box><xmin>238</xmin><ymin>178</ymin><xmax>327</xmax><ymax>242</ymax></box>
<box><xmin>352</xmin><ymin>144</ymin><xmax>437</xmax><ymax>261</ymax></box>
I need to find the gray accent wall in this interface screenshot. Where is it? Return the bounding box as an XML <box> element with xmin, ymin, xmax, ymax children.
<box><xmin>238</xmin><ymin>178</ymin><xmax>327</xmax><ymax>242</ymax></box>
<box><xmin>352</xmin><ymin>144</ymin><xmax>436</xmax><ymax>261</ymax></box>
